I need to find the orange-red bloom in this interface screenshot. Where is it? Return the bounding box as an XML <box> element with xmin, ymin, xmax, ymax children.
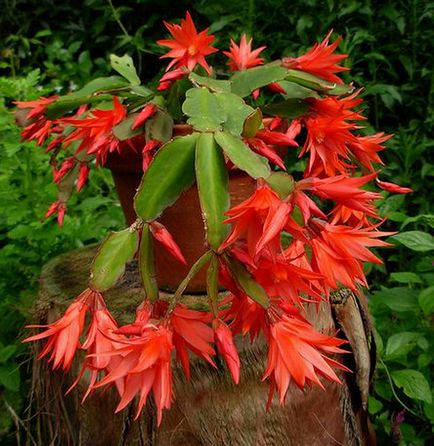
<box><xmin>298</xmin><ymin>173</ymin><xmax>381</xmax><ymax>219</ymax></box>
<box><xmin>131</xmin><ymin>104</ymin><xmax>157</xmax><ymax>130</ymax></box>
<box><xmin>308</xmin><ymin>220</ymin><xmax>394</xmax><ymax>291</ymax></box>
<box><xmin>45</xmin><ymin>200</ymin><xmax>67</xmax><ymax>226</ymax></box>
<box><xmin>282</xmin><ymin>30</ymin><xmax>348</xmax><ymax>83</ymax></box>
<box><xmin>23</xmin><ymin>288</ymin><xmax>98</xmax><ymax>371</ymax></box>
<box><xmin>376</xmin><ymin>179</ymin><xmax>413</xmax><ymax>194</ymax></box>
<box><xmin>95</xmin><ymin>324</ymin><xmax>173</xmax><ymax>424</ymax></box>
<box><xmin>15</xmin><ymin>96</ymin><xmax>59</xmax><ymax>145</ymax></box>
<box><xmin>264</xmin><ymin>314</ymin><xmax>348</xmax><ymax>404</ymax></box>
<box><xmin>224</xmin><ymin>34</ymin><xmax>266</xmax><ymax>71</ymax></box>
<box><xmin>149</xmin><ymin>221</ymin><xmax>186</xmax><ymax>264</ymax></box>
<box><xmin>61</xmin><ymin>97</ymin><xmax>127</xmax><ymax>165</ymax></box>
<box><xmin>157</xmin><ymin>12</ymin><xmax>217</xmax><ymax>74</ymax></box>
<box><xmin>214</xmin><ymin>319</ymin><xmax>240</xmax><ymax>384</ymax></box>
<box><xmin>220</xmin><ymin>182</ymin><xmax>292</xmax><ymax>257</ymax></box>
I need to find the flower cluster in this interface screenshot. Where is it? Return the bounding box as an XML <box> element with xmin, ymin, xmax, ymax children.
<box><xmin>20</xmin><ymin>12</ymin><xmax>412</xmax><ymax>424</ymax></box>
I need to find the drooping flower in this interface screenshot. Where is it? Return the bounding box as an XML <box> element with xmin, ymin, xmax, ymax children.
<box><xmin>376</xmin><ymin>179</ymin><xmax>412</xmax><ymax>194</ymax></box>
<box><xmin>53</xmin><ymin>156</ymin><xmax>76</xmax><ymax>183</ymax></box>
<box><xmin>214</xmin><ymin>319</ymin><xmax>240</xmax><ymax>384</ymax></box>
<box><xmin>349</xmin><ymin>132</ymin><xmax>391</xmax><ymax>172</ymax></box>
<box><xmin>23</xmin><ymin>288</ymin><xmax>98</xmax><ymax>371</ymax></box>
<box><xmin>252</xmin><ymin>253</ymin><xmax>325</xmax><ymax>307</ymax></box>
<box><xmin>149</xmin><ymin>221</ymin><xmax>186</xmax><ymax>264</ymax></box>
<box><xmin>60</xmin><ymin>97</ymin><xmax>127</xmax><ymax>165</ymax></box>
<box><xmin>67</xmin><ymin>293</ymin><xmax>125</xmax><ymax>400</ymax></box>
<box><xmin>220</xmin><ymin>182</ymin><xmax>292</xmax><ymax>257</ymax></box>
<box><xmin>131</xmin><ymin>104</ymin><xmax>158</xmax><ymax>130</ymax></box>
<box><xmin>263</xmin><ymin>314</ymin><xmax>348</xmax><ymax>405</ymax></box>
<box><xmin>282</xmin><ymin>30</ymin><xmax>348</xmax><ymax>83</ymax></box>
<box><xmin>45</xmin><ymin>200</ymin><xmax>67</xmax><ymax>226</ymax></box>
<box><xmin>95</xmin><ymin>323</ymin><xmax>173</xmax><ymax>424</ymax></box>
<box><xmin>157</xmin><ymin>68</ymin><xmax>188</xmax><ymax>91</ymax></box>
<box><xmin>76</xmin><ymin>162</ymin><xmax>90</xmax><ymax>192</ymax></box>
<box><xmin>169</xmin><ymin>304</ymin><xmax>215</xmax><ymax>379</ymax></box>
<box><xmin>157</xmin><ymin>12</ymin><xmax>217</xmax><ymax>74</ymax></box>
<box><xmin>224</xmin><ymin>34</ymin><xmax>266</xmax><ymax>71</ymax></box>
<box><xmin>15</xmin><ymin>96</ymin><xmax>58</xmax><ymax>145</ymax></box>
<box><xmin>307</xmin><ymin>219</ymin><xmax>394</xmax><ymax>291</ymax></box>
<box><xmin>297</xmin><ymin>172</ymin><xmax>382</xmax><ymax>219</ymax></box>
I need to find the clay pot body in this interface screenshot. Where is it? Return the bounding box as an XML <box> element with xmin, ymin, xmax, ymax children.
<box><xmin>106</xmin><ymin>129</ymin><xmax>255</xmax><ymax>292</ymax></box>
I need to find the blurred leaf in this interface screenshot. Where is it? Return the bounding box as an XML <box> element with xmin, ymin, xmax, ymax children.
<box><xmin>391</xmin><ymin>231</ymin><xmax>434</xmax><ymax>252</ymax></box>
<box><xmin>109</xmin><ymin>54</ymin><xmax>140</xmax><ymax>85</ymax></box>
<box><xmin>390</xmin><ymin>272</ymin><xmax>423</xmax><ymax>284</ymax></box>
<box><xmin>391</xmin><ymin>369</ymin><xmax>432</xmax><ymax>404</ymax></box>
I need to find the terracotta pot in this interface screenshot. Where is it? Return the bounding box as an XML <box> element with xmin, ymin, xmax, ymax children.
<box><xmin>106</xmin><ymin>127</ymin><xmax>256</xmax><ymax>292</ymax></box>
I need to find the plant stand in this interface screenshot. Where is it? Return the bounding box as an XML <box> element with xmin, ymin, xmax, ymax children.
<box><xmin>27</xmin><ymin>245</ymin><xmax>376</xmax><ymax>445</ymax></box>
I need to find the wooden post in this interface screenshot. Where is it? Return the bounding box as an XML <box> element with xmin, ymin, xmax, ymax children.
<box><xmin>27</xmin><ymin>245</ymin><xmax>376</xmax><ymax>445</ymax></box>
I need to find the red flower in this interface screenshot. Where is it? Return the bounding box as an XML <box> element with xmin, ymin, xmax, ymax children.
<box><xmin>220</xmin><ymin>182</ymin><xmax>292</xmax><ymax>257</ymax></box>
<box><xmin>376</xmin><ymin>179</ymin><xmax>412</xmax><ymax>194</ymax></box>
<box><xmin>223</xmin><ymin>34</ymin><xmax>266</xmax><ymax>71</ymax></box>
<box><xmin>23</xmin><ymin>288</ymin><xmax>97</xmax><ymax>371</ymax></box>
<box><xmin>76</xmin><ymin>162</ymin><xmax>90</xmax><ymax>192</ymax></box>
<box><xmin>157</xmin><ymin>68</ymin><xmax>188</xmax><ymax>91</ymax></box>
<box><xmin>252</xmin><ymin>253</ymin><xmax>324</xmax><ymax>307</ymax></box>
<box><xmin>61</xmin><ymin>97</ymin><xmax>126</xmax><ymax>165</ymax></box>
<box><xmin>282</xmin><ymin>30</ymin><xmax>348</xmax><ymax>83</ymax></box>
<box><xmin>170</xmin><ymin>305</ymin><xmax>215</xmax><ymax>379</ymax></box>
<box><xmin>157</xmin><ymin>12</ymin><xmax>217</xmax><ymax>74</ymax></box>
<box><xmin>131</xmin><ymin>104</ymin><xmax>157</xmax><ymax>130</ymax></box>
<box><xmin>68</xmin><ymin>293</ymin><xmax>125</xmax><ymax>400</ymax></box>
<box><xmin>15</xmin><ymin>96</ymin><xmax>58</xmax><ymax>145</ymax></box>
<box><xmin>264</xmin><ymin>314</ymin><xmax>348</xmax><ymax>404</ymax></box>
<box><xmin>308</xmin><ymin>220</ymin><xmax>394</xmax><ymax>291</ymax></box>
<box><xmin>149</xmin><ymin>221</ymin><xmax>186</xmax><ymax>264</ymax></box>
<box><xmin>298</xmin><ymin>172</ymin><xmax>381</xmax><ymax>219</ymax></box>
<box><xmin>349</xmin><ymin>133</ymin><xmax>391</xmax><ymax>172</ymax></box>
<box><xmin>214</xmin><ymin>319</ymin><xmax>240</xmax><ymax>384</ymax></box>
<box><xmin>95</xmin><ymin>324</ymin><xmax>173</xmax><ymax>424</ymax></box>
<box><xmin>45</xmin><ymin>200</ymin><xmax>67</xmax><ymax>226</ymax></box>
<box><xmin>53</xmin><ymin>156</ymin><xmax>76</xmax><ymax>183</ymax></box>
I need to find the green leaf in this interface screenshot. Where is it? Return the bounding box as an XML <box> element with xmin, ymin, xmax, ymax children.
<box><xmin>242</xmin><ymin>108</ymin><xmax>263</xmax><ymax>138</ymax></box>
<box><xmin>130</xmin><ymin>84</ymin><xmax>153</xmax><ymax>97</ymax></box>
<box><xmin>231</xmin><ymin>63</ymin><xmax>289</xmax><ymax>97</ymax></box>
<box><xmin>385</xmin><ymin>332</ymin><xmax>420</xmax><ymax>359</ymax></box>
<box><xmin>74</xmin><ymin>76</ymin><xmax>129</xmax><ymax>96</ymax></box>
<box><xmin>112</xmin><ymin>114</ymin><xmax>142</xmax><ymax>140</ymax></box>
<box><xmin>214</xmin><ymin>131</ymin><xmax>270</xmax><ymax>179</ymax></box>
<box><xmin>226</xmin><ymin>257</ymin><xmax>269</xmax><ymax>308</ymax></box>
<box><xmin>196</xmin><ymin>133</ymin><xmax>230</xmax><ymax>249</ymax></box>
<box><xmin>391</xmin><ymin>369</ymin><xmax>432</xmax><ymax>403</ymax></box>
<box><xmin>89</xmin><ymin>228</ymin><xmax>139</xmax><ymax>291</ymax></box>
<box><xmin>110</xmin><ymin>54</ymin><xmax>140</xmax><ymax>85</ymax></box>
<box><xmin>286</xmin><ymin>69</ymin><xmax>354</xmax><ymax>95</ymax></box>
<box><xmin>146</xmin><ymin>109</ymin><xmax>174</xmax><ymax>143</ymax></box>
<box><xmin>391</xmin><ymin>231</ymin><xmax>434</xmax><ymax>252</ymax></box>
<box><xmin>265</xmin><ymin>172</ymin><xmax>295</xmax><ymax>199</ymax></box>
<box><xmin>368</xmin><ymin>396</ymin><xmax>383</xmax><ymax>415</ymax></box>
<box><xmin>418</xmin><ymin>286</ymin><xmax>434</xmax><ymax>315</ymax></box>
<box><xmin>215</xmin><ymin>92</ymin><xmax>255</xmax><ymax>136</ymax></box>
<box><xmin>0</xmin><ymin>345</ymin><xmax>17</xmax><ymax>363</ymax></box>
<box><xmin>182</xmin><ymin>88</ymin><xmax>226</xmax><ymax>131</ymax></box>
<box><xmin>189</xmin><ymin>72</ymin><xmax>231</xmax><ymax>92</ymax></box>
<box><xmin>139</xmin><ymin>225</ymin><xmax>158</xmax><ymax>302</ymax></box>
<box><xmin>0</xmin><ymin>364</ymin><xmax>20</xmax><ymax>392</ymax></box>
<box><xmin>370</xmin><ymin>287</ymin><xmax>419</xmax><ymax>313</ymax></box>
<box><xmin>134</xmin><ymin>133</ymin><xmax>199</xmax><ymax>220</ymax></box>
<box><xmin>390</xmin><ymin>272</ymin><xmax>423</xmax><ymax>284</ymax></box>
<box><xmin>262</xmin><ymin>98</ymin><xmax>309</xmax><ymax>118</ymax></box>
<box><xmin>278</xmin><ymin>80</ymin><xmax>320</xmax><ymax>99</ymax></box>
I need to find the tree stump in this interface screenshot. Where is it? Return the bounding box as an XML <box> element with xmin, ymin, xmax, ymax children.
<box><xmin>27</xmin><ymin>245</ymin><xmax>376</xmax><ymax>445</ymax></box>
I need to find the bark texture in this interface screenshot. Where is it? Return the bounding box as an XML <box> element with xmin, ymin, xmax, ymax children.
<box><xmin>26</xmin><ymin>245</ymin><xmax>376</xmax><ymax>446</ymax></box>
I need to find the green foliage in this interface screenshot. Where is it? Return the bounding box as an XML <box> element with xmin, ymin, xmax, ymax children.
<box><xmin>0</xmin><ymin>0</ymin><xmax>433</xmax><ymax>444</ymax></box>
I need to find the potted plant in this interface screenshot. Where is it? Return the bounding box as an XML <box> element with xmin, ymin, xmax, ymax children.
<box><xmin>18</xmin><ymin>11</ymin><xmax>412</xmax><ymax>428</ymax></box>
